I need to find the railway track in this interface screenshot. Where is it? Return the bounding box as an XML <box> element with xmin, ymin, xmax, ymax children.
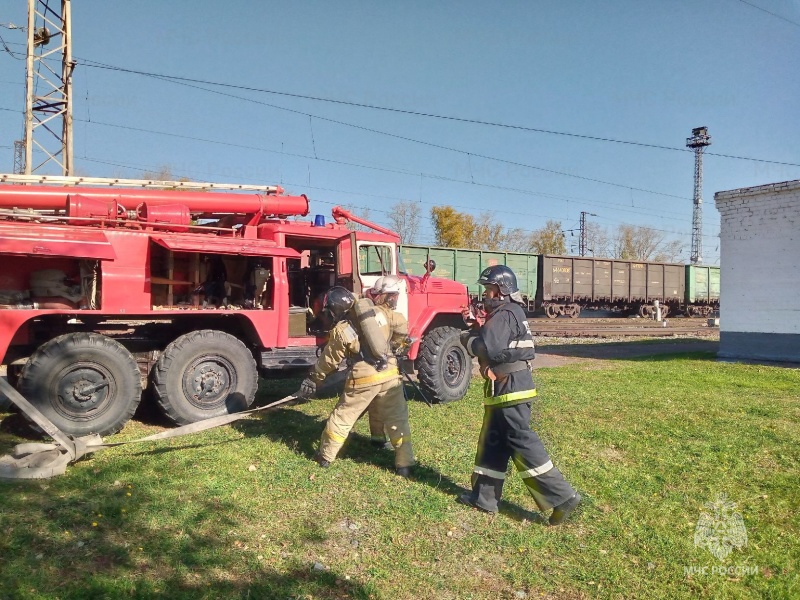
<box><xmin>528</xmin><ymin>317</ymin><xmax>719</xmax><ymax>338</ymax></box>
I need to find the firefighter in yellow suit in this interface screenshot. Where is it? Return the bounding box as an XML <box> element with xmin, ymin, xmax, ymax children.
<box><xmin>364</xmin><ymin>275</ymin><xmax>414</xmax><ymax>457</ymax></box>
<box><xmin>295</xmin><ymin>281</ymin><xmax>415</xmax><ymax>476</ymax></box>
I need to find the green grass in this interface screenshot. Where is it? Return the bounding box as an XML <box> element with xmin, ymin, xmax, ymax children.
<box><xmin>0</xmin><ymin>352</ymin><xmax>798</xmax><ymax>599</ymax></box>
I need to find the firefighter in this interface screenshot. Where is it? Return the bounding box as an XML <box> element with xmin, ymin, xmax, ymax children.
<box><xmin>362</xmin><ymin>276</ymin><xmax>415</xmax><ymax>458</ymax></box>
<box><xmin>458</xmin><ymin>265</ymin><xmax>581</xmax><ymax>525</ymax></box>
<box><xmin>295</xmin><ymin>284</ymin><xmax>415</xmax><ymax>477</ymax></box>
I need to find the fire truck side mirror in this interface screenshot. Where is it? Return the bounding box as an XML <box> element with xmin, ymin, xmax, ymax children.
<box><xmin>424</xmin><ymin>259</ymin><xmax>436</xmax><ymax>274</ymax></box>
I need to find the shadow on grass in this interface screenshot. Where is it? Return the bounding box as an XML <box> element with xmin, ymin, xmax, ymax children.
<box><xmin>234</xmin><ymin>393</ymin><xmax>548</xmax><ymax>525</ymax></box>
<box><xmin>44</xmin><ymin>567</ymin><xmax>377</xmax><ymax>599</ymax></box>
<box><xmin>0</xmin><ymin>377</ymin><xmax>379</xmax><ymax>596</ymax></box>
<box><xmin>0</xmin><ymin>480</ymin><xmax>377</xmax><ymax>599</ymax></box>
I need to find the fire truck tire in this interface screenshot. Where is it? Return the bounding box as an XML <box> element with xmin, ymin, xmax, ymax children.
<box><xmin>416</xmin><ymin>326</ymin><xmax>471</xmax><ymax>404</ymax></box>
<box><xmin>153</xmin><ymin>330</ymin><xmax>258</xmax><ymax>425</ymax></box>
<box><xmin>17</xmin><ymin>333</ymin><xmax>142</xmax><ymax>436</ymax></box>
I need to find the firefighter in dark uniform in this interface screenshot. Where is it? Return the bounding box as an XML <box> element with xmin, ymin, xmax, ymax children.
<box><xmin>458</xmin><ymin>265</ymin><xmax>581</xmax><ymax>525</ymax></box>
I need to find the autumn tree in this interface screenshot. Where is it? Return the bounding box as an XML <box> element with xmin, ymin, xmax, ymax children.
<box><xmin>428</xmin><ymin>205</ymin><xmax>686</xmax><ymax>261</ymax></box>
<box><xmin>527</xmin><ymin>220</ymin><xmax>567</xmax><ymax>255</ymax></box>
<box><xmin>473</xmin><ymin>212</ymin><xmax>506</xmax><ymax>250</ymax></box>
<box><xmin>611</xmin><ymin>224</ymin><xmax>685</xmax><ymax>261</ymax></box>
<box><xmin>431</xmin><ymin>206</ymin><xmax>476</xmax><ymax>248</ymax></box>
<box><xmin>652</xmin><ymin>239</ymin><xmax>685</xmax><ymax>263</ymax></box>
<box><xmin>583</xmin><ymin>221</ymin><xmax>611</xmax><ymax>258</ymax></box>
<box><xmin>388</xmin><ymin>201</ymin><xmax>422</xmax><ymax>244</ymax></box>
<box><xmin>502</xmin><ymin>227</ymin><xmax>533</xmax><ymax>253</ymax></box>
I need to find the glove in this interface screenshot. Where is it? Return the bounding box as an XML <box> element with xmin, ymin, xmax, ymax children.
<box><xmin>478</xmin><ymin>358</ymin><xmax>496</xmax><ymax>381</ymax></box>
<box><xmin>392</xmin><ymin>336</ymin><xmax>414</xmax><ymax>356</ymax></box>
<box><xmin>460</xmin><ymin>305</ymin><xmax>473</xmax><ymax>323</ymax></box>
<box><xmin>296</xmin><ymin>377</ymin><xmax>317</xmax><ymax>400</ymax></box>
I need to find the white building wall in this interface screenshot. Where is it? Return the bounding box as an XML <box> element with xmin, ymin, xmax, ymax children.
<box><xmin>714</xmin><ymin>180</ymin><xmax>800</xmax><ymax>362</ymax></box>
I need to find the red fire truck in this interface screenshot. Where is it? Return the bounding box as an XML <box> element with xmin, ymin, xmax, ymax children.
<box><xmin>0</xmin><ymin>175</ymin><xmax>472</xmax><ymax>436</ymax></box>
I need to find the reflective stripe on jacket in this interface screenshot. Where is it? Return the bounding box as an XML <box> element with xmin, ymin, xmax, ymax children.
<box><xmin>482</xmin><ymin>384</ymin><xmax>538</xmax><ymax>407</ymax></box>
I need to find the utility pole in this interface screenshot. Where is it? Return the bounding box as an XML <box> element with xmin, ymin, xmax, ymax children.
<box><xmin>579</xmin><ymin>211</ymin><xmax>596</xmax><ymax>256</ymax></box>
<box><xmin>686</xmin><ymin>126</ymin><xmax>711</xmax><ymax>265</ymax></box>
<box><xmin>23</xmin><ymin>0</ymin><xmax>74</xmax><ymax>175</ymax></box>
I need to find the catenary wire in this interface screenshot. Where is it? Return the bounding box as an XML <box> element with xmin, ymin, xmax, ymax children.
<box><xmin>78</xmin><ymin>58</ymin><xmax>800</xmax><ymax>168</ymax></box>
<box><xmin>76</xmin><ymin>114</ymin><xmax>693</xmax><ymax>221</ymax></box>
<box><xmin>734</xmin><ymin>0</ymin><xmax>800</xmax><ymax>27</ymax></box>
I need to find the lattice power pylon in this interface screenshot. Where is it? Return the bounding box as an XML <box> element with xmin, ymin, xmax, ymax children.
<box><xmin>13</xmin><ymin>140</ymin><xmax>25</xmax><ymax>174</ymax></box>
<box><xmin>686</xmin><ymin>126</ymin><xmax>711</xmax><ymax>264</ymax></box>
<box><xmin>579</xmin><ymin>211</ymin><xmax>596</xmax><ymax>257</ymax></box>
<box><xmin>23</xmin><ymin>0</ymin><xmax>74</xmax><ymax>175</ymax></box>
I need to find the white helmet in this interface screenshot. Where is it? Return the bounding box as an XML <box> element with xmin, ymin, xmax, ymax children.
<box><xmin>369</xmin><ymin>275</ymin><xmax>402</xmax><ymax>308</ymax></box>
<box><xmin>371</xmin><ymin>275</ymin><xmax>403</xmax><ymax>295</ymax></box>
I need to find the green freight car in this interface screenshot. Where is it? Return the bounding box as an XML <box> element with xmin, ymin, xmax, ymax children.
<box><xmin>684</xmin><ymin>265</ymin><xmax>721</xmax><ymax>317</ymax></box>
<box><xmin>399</xmin><ymin>244</ymin><xmax>719</xmax><ymax>318</ymax></box>
<box><xmin>399</xmin><ymin>245</ymin><xmax>538</xmax><ymax>310</ymax></box>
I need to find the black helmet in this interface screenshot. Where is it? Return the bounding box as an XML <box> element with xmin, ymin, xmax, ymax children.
<box><xmin>322</xmin><ymin>286</ymin><xmax>356</xmax><ymax>323</ymax></box>
<box><xmin>477</xmin><ymin>265</ymin><xmax>518</xmax><ymax>296</ymax></box>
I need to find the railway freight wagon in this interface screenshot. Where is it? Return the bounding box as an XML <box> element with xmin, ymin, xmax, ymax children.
<box><xmin>400</xmin><ymin>245</ymin><xmax>538</xmax><ymax>310</ymax></box>
<box><xmin>538</xmin><ymin>255</ymin><xmax>685</xmax><ymax>318</ymax></box>
<box><xmin>684</xmin><ymin>265</ymin><xmax>720</xmax><ymax>317</ymax></box>
<box><xmin>400</xmin><ymin>244</ymin><xmax>720</xmax><ymax>318</ymax></box>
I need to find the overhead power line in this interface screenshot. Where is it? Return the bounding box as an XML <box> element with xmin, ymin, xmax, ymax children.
<box><xmin>0</xmin><ymin>32</ymin><xmax>24</xmax><ymax>59</ymax></box>
<box><xmin>78</xmin><ymin>58</ymin><xmax>800</xmax><ymax>168</ymax></box>
<box><xmin>72</xmin><ymin>67</ymin><xmax>697</xmax><ymax>201</ymax></box>
<box><xmin>735</xmin><ymin>0</ymin><xmax>800</xmax><ymax>28</ymax></box>
<box><xmin>76</xmin><ymin>113</ymin><xmax>692</xmax><ymax>220</ymax></box>
<box><xmin>1</xmin><ymin>104</ymin><xmax>688</xmax><ymax>215</ymax></box>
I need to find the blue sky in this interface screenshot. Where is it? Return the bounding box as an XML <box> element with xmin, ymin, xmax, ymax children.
<box><xmin>2</xmin><ymin>1</ymin><xmax>799</xmax><ymax>263</ymax></box>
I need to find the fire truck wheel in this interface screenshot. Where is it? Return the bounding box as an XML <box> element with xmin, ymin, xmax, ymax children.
<box><xmin>416</xmin><ymin>326</ymin><xmax>471</xmax><ymax>404</ymax></box>
<box><xmin>153</xmin><ymin>330</ymin><xmax>258</xmax><ymax>425</ymax></box>
<box><xmin>17</xmin><ymin>333</ymin><xmax>142</xmax><ymax>437</ymax></box>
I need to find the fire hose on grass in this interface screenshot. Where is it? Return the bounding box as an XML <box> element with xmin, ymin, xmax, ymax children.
<box><xmin>0</xmin><ymin>377</ymin><xmax>300</xmax><ymax>480</ymax></box>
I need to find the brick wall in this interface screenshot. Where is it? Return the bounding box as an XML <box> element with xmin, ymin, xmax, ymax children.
<box><xmin>714</xmin><ymin>180</ymin><xmax>800</xmax><ymax>359</ymax></box>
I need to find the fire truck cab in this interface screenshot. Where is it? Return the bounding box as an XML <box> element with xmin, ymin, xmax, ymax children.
<box><xmin>0</xmin><ymin>175</ymin><xmax>472</xmax><ymax>437</ymax></box>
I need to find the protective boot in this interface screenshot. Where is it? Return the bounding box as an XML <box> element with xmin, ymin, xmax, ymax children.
<box><xmin>313</xmin><ymin>453</ymin><xmax>331</xmax><ymax>468</ymax></box>
<box><xmin>461</xmin><ymin>473</ymin><xmax>504</xmax><ymax>513</ymax></box>
<box><xmin>457</xmin><ymin>492</ymin><xmax>498</xmax><ymax>514</ymax></box>
<box><xmin>549</xmin><ymin>493</ymin><xmax>582</xmax><ymax>525</ymax></box>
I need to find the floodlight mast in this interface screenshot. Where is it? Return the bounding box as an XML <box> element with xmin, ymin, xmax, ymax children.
<box><xmin>686</xmin><ymin>126</ymin><xmax>711</xmax><ymax>265</ymax></box>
